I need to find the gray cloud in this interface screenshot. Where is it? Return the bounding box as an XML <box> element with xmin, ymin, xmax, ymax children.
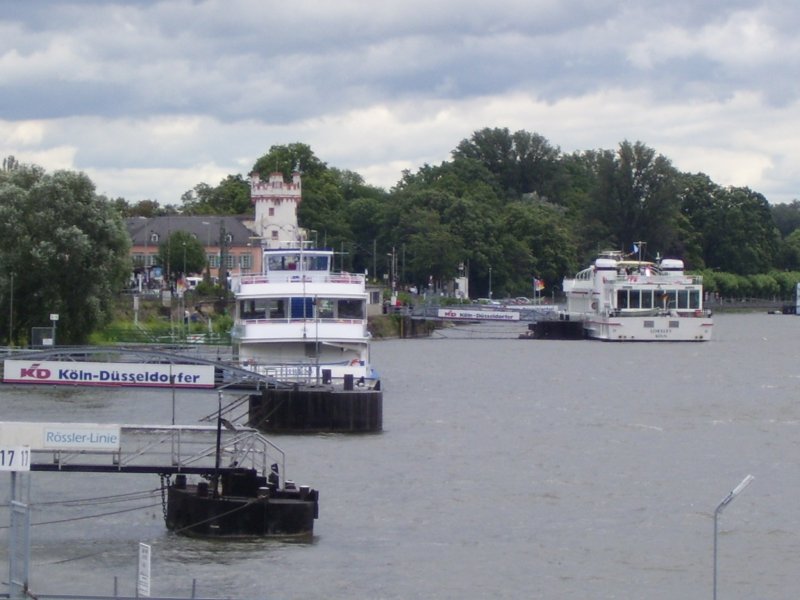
<box><xmin>1</xmin><ymin>0</ymin><xmax>798</xmax><ymax>204</ymax></box>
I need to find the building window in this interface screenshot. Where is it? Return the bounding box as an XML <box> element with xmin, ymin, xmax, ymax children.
<box><xmin>149</xmin><ymin>232</ymin><xmax>159</xmax><ymax>243</ymax></box>
<box><xmin>225</xmin><ymin>255</ymin><xmax>235</xmax><ymax>269</ymax></box>
<box><xmin>240</xmin><ymin>254</ymin><xmax>252</xmax><ymax>270</ymax></box>
<box><xmin>271</xmin><ymin>230</ymin><xmax>279</xmax><ymax>239</ymax></box>
<box><xmin>268</xmin><ymin>207</ymin><xmax>275</xmax><ymax>216</ymax></box>
<box><xmin>208</xmin><ymin>254</ymin><xmax>220</xmax><ymax>268</ymax></box>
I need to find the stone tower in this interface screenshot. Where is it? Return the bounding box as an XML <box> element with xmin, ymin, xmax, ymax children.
<box><xmin>250</xmin><ymin>170</ymin><xmax>302</xmax><ymax>248</ymax></box>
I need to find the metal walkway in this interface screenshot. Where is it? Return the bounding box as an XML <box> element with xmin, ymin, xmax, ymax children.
<box><xmin>1</xmin><ymin>345</ymin><xmax>290</xmax><ymax>390</ymax></box>
<box><xmin>17</xmin><ymin>423</ymin><xmax>288</xmax><ymax>480</ymax></box>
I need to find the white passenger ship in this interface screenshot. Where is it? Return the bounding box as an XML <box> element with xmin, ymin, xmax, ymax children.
<box><xmin>231</xmin><ymin>242</ymin><xmax>380</xmax><ymax>387</ymax></box>
<box><xmin>562</xmin><ymin>249</ymin><xmax>713</xmax><ymax>341</ymax></box>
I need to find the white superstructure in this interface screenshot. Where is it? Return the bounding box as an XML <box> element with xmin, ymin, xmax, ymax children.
<box><xmin>231</xmin><ymin>170</ymin><xmax>379</xmax><ymax>386</ymax></box>
<box><xmin>562</xmin><ymin>250</ymin><xmax>713</xmax><ymax>341</ymax></box>
<box><xmin>231</xmin><ymin>243</ymin><xmax>378</xmax><ymax>386</ymax></box>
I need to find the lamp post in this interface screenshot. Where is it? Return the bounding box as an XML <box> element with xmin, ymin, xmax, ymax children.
<box><xmin>182</xmin><ymin>241</ymin><xmax>187</xmax><ymax>336</ymax></box>
<box><xmin>488</xmin><ymin>266</ymin><xmax>492</xmax><ymax>300</ymax></box>
<box><xmin>713</xmin><ymin>474</ymin><xmax>754</xmax><ymax>600</ymax></box>
<box><xmin>8</xmin><ymin>272</ymin><xmax>13</xmax><ymax>346</ymax></box>
<box><xmin>201</xmin><ymin>221</ymin><xmax>212</xmax><ymax>281</ymax></box>
<box><xmin>142</xmin><ymin>229</ymin><xmax>148</xmax><ymax>289</ymax></box>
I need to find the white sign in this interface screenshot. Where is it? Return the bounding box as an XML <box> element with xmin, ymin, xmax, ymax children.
<box><xmin>42</xmin><ymin>425</ymin><xmax>121</xmax><ymax>451</ymax></box>
<box><xmin>0</xmin><ymin>446</ymin><xmax>30</xmax><ymax>471</ymax></box>
<box><xmin>3</xmin><ymin>360</ymin><xmax>215</xmax><ymax>388</ymax></box>
<box><xmin>137</xmin><ymin>543</ymin><xmax>151</xmax><ymax>597</ymax></box>
<box><xmin>50</xmin><ymin>313</ymin><xmax>59</xmax><ymax>321</ymax></box>
<box><xmin>437</xmin><ymin>308</ymin><xmax>521</xmax><ymax>321</ymax></box>
<box><xmin>0</xmin><ymin>422</ymin><xmax>122</xmax><ymax>451</ymax></box>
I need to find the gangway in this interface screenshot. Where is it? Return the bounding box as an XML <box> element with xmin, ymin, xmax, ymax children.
<box><xmin>1</xmin><ymin>422</ymin><xmax>287</xmax><ymax>480</ymax></box>
<box><xmin>1</xmin><ymin>346</ymin><xmax>289</xmax><ymax>390</ymax></box>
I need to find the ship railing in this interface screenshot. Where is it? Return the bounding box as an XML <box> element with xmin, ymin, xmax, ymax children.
<box><xmin>612</xmin><ymin>307</ymin><xmax>710</xmax><ymax>318</ymax></box>
<box><xmin>610</xmin><ymin>273</ymin><xmax>704</xmax><ymax>285</ymax></box>
<box><xmin>33</xmin><ymin>425</ymin><xmax>287</xmax><ymax>485</ymax></box>
<box><xmin>237</xmin><ymin>273</ymin><xmax>365</xmax><ymax>286</ymax></box>
<box><xmin>237</xmin><ymin>316</ymin><xmax>366</xmax><ymax>326</ymax></box>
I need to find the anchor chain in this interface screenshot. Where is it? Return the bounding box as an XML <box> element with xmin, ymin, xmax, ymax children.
<box><xmin>159</xmin><ymin>473</ymin><xmax>171</xmax><ymax>523</ymax></box>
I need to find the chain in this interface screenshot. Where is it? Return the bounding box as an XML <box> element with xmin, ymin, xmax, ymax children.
<box><xmin>159</xmin><ymin>473</ymin><xmax>171</xmax><ymax>523</ymax></box>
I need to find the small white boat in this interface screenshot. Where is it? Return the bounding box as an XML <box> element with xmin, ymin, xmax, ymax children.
<box><xmin>231</xmin><ymin>242</ymin><xmax>380</xmax><ymax>387</ymax></box>
<box><xmin>562</xmin><ymin>249</ymin><xmax>713</xmax><ymax>341</ymax></box>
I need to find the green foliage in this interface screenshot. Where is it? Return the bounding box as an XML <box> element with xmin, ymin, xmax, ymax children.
<box><xmin>770</xmin><ymin>200</ymin><xmax>800</xmax><ymax>238</ymax></box>
<box><xmin>0</xmin><ymin>163</ymin><xmax>131</xmax><ymax>344</ymax></box>
<box><xmin>585</xmin><ymin>141</ymin><xmax>681</xmax><ymax>258</ymax></box>
<box><xmin>155</xmin><ymin>230</ymin><xmax>207</xmax><ymax>281</ymax></box>
<box><xmin>180</xmin><ymin>175</ymin><xmax>250</xmax><ymax>215</ymax></box>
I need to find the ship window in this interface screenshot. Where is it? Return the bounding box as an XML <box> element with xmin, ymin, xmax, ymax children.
<box><xmin>629</xmin><ymin>290</ymin><xmax>641</xmax><ymax>309</ymax></box>
<box><xmin>617</xmin><ymin>290</ymin><xmax>629</xmax><ymax>309</ymax></box>
<box><xmin>290</xmin><ymin>297</ymin><xmax>313</xmax><ymax>318</ymax></box>
<box><xmin>689</xmin><ymin>290</ymin><xmax>700</xmax><ymax>309</ymax></box>
<box><xmin>240</xmin><ymin>299</ymin><xmax>269</xmax><ymax>320</ymax></box>
<box><xmin>644</xmin><ymin>320</ymin><xmax>654</xmax><ymax>328</ymax></box>
<box><xmin>665</xmin><ymin>291</ymin><xmax>677</xmax><ymax>309</ymax></box>
<box><xmin>677</xmin><ymin>290</ymin><xmax>689</xmax><ymax>309</ymax></box>
<box><xmin>338</xmin><ymin>299</ymin><xmax>364</xmax><ymax>319</ymax></box>
<box><xmin>304</xmin><ymin>255</ymin><xmax>329</xmax><ymax>271</ymax></box>
<box><xmin>317</xmin><ymin>298</ymin><xmax>334</xmax><ymax>319</ymax></box>
<box><xmin>267</xmin><ymin>299</ymin><xmax>285</xmax><ymax>319</ymax></box>
<box><xmin>266</xmin><ymin>254</ymin><xmax>301</xmax><ymax>271</ymax></box>
<box><xmin>669</xmin><ymin>320</ymin><xmax>679</xmax><ymax>328</ymax></box>
<box><xmin>641</xmin><ymin>290</ymin><xmax>653</xmax><ymax>309</ymax></box>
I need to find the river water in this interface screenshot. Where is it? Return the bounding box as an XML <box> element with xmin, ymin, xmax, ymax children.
<box><xmin>2</xmin><ymin>312</ymin><xmax>800</xmax><ymax>599</ymax></box>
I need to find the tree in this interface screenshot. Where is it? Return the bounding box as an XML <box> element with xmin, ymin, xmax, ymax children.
<box><xmin>771</xmin><ymin>200</ymin><xmax>800</xmax><ymax>238</ymax></box>
<box><xmin>700</xmin><ymin>186</ymin><xmax>779</xmax><ymax>274</ymax></box>
<box><xmin>777</xmin><ymin>229</ymin><xmax>800</xmax><ymax>270</ymax></box>
<box><xmin>453</xmin><ymin>128</ymin><xmax>563</xmax><ymax>199</ymax></box>
<box><xmin>180</xmin><ymin>175</ymin><xmax>251</xmax><ymax>215</ymax></box>
<box><xmin>0</xmin><ymin>164</ymin><xmax>131</xmax><ymax>344</ymax></box>
<box><xmin>155</xmin><ymin>231</ymin><xmax>207</xmax><ymax>282</ymax></box>
<box><xmin>252</xmin><ymin>143</ymin><xmax>327</xmax><ymax>182</ymax></box>
<box><xmin>585</xmin><ymin>141</ymin><xmax>681</xmax><ymax>259</ymax></box>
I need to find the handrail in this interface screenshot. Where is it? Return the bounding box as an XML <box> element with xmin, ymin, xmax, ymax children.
<box><xmin>29</xmin><ymin>425</ymin><xmax>288</xmax><ymax>486</ymax></box>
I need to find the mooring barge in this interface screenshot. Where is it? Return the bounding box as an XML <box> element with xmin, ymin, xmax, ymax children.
<box><xmin>8</xmin><ymin>421</ymin><xmax>320</xmax><ymax>538</ymax></box>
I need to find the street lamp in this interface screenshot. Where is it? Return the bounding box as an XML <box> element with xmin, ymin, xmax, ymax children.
<box><xmin>713</xmin><ymin>474</ymin><xmax>754</xmax><ymax>600</ymax></box>
<box><xmin>488</xmin><ymin>266</ymin><xmax>492</xmax><ymax>299</ymax></box>
<box><xmin>8</xmin><ymin>272</ymin><xmax>13</xmax><ymax>346</ymax></box>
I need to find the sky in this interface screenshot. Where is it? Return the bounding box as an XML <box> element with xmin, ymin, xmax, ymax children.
<box><xmin>2</xmin><ymin>0</ymin><xmax>799</xmax><ymax>205</ymax></box>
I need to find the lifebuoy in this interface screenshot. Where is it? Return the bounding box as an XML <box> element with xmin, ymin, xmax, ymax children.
<box><xmin>591</xmin><ymin>301</ymin><xmax>598</xmax><ymax>310</ymax></box>
<box><xmin>350</xmin><ymin>358</ymin><xmax>360</xmax><ymax>366</ymax></box>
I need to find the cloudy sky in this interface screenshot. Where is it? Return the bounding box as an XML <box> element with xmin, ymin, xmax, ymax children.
<box><xmin>2</xmin><ymin>0</ymin><xmax>798</xmax><ymax>205</ymax></box>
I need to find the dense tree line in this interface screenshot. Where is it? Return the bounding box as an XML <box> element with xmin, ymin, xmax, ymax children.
<box><xmin>136</xmin><ymin>130</ymin><xmax>795</xmax><ymax>300</ymax></box>
<box><xmin>3</xmin><ymin>126</ymin><xmax>799</xmax><ymax>345</ymax></box>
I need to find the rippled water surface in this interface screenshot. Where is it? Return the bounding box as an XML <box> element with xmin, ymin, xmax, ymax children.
<box><xmin>2</xmin><ymin>313</ymin><xmax>800</xmax><ymax>599</ymax></box>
